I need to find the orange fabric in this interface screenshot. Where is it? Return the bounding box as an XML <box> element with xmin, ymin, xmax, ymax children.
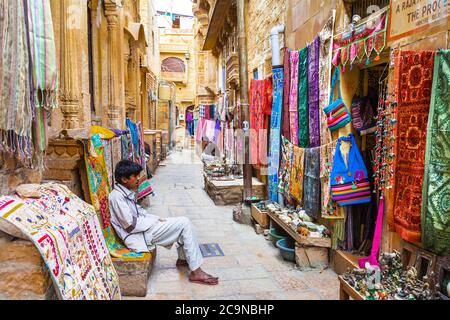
<box><xmin>391</xmin><ymin>50</ymin><xmax>435</xmax><ymax>243</ymax></box>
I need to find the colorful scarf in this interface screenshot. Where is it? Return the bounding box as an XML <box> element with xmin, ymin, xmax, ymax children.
<box><xmin>0</xmin><ymin>0</ymin><xmax>33</xmax><ymax>165</ymax></box>
<box><xmin>126</xmin><ymin>118</ymin><xmax>139</xmax><ymax>161</ymax></box>
<box><xmin>391</xmin><ymin>50</ymin><xmax>435</xmax><ymax>243</ymax></box>
<box><xmin>121</xmin><ymin>134</ymin><xmax>130</xmax><ymax>160</ymax></box>
<box><xmin>25</xmin><ymin>0</ymin><xmax>58</xmax><ymax>110</ymax></box>
<box><xmin>102</xmin><ymin>139</ymin><xmax>114</xmax><ymax>189</ymax></box>
<box><xmin>278</xmin><ymin>137</ymin><xmax>293</xmax><ymax>196</ymax></box>
<box><xmin>298</xmin><ymin>47</ymin><xmax>309</xmax><ymax>148</ymax></box>
<box><xmin>421</xmin><ymin>50</ymin><xmax>450</xmax><ymax>254</ymax></box>
<box><xmin>289</xmin><ymin>50</ymin><xmax>299</xmax><ymax>145</ymax></box>
<box><xmin>319</xmin><ymin>13</ymin><xmax>335</xmax><ymax>146</ymax></box>
<box><xmin>308</xmin><ymin>36</ymin><xmax>321</xmax><ymax>147</ymax></box>
<box><xmin>84</xmin><ymin>134</ymin><xmax>146</xmax><ymax>261</ymax></box>
<box><xmin>268</xmin><ymin>66</ymin><xmax>284</xmax><ymax>202</ymax></box>
<box><xmin>250</xmin><ymin>79</ymin><xmax>270</xmax><ymax>166</ymax></box>
<box><xmin>303</xmin><ymin>147</ymin><xmax>321</xmax><ymax>219</ymax></box>
<box><xmin>320</xmin><ymin>140</ymin><xmax>341</xmax><ymax>219</ymax></box>
<box><xmin>290</xmin><ymin>146</ymin><xmax>305</xmax><ymax>203</ymax></box>
<box><xmin>282</xmin><ymin>48</ymin><xmax>291</xmax><ymax>141</ymax></box>
<box><xmin>0</xmin><ymin>183</ymin><xmax>121</xmax><ymax>300</ymax></box>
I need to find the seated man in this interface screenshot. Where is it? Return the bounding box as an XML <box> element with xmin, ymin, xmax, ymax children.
<box><xmin>108</xmin><ymin>160</ymin><xmax>219</xmax><ymax>285</ymax></box>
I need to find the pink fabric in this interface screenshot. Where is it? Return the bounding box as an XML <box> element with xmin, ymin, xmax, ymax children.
<box><xmin>195</xmin><ymin>118</ymin><xmax>205</xmax><ymax>142</ymax></box>
<box><xmin>289</xmin><ymin>50</ymin><xmax>299</xmax><ymax>145</ymax></box>
<box><xmin>358</xmin><ymin>197</ymin><xmax>385</xmax><ymax>268</ymax></box>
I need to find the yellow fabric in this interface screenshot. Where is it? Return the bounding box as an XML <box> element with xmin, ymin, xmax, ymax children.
<box><xmin>91</xmin><ymin>126</ymin><xmax>116</xmax><ymax>139</ymax></box>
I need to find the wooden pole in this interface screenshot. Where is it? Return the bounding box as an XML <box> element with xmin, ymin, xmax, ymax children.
<box><xmin>236</xmin><ymin>0</ymin><xmax>252</xmax><ymax>199</ymax></box>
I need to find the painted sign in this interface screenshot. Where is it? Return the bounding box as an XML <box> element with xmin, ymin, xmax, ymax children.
<box><xmin>389</xmin><ymin>0</ymin><xmax>450</xmax><ymax>41</ymax></box>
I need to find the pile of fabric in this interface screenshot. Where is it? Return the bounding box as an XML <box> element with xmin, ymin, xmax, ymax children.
<box><xmin>0</xmin><ymin>183</ymin><xmax>121</xmax><ymax>300</ymax></box>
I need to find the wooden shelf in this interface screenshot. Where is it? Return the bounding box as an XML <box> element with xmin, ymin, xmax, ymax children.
<box><xmin>267</xmin><ymin>210</ymin><xmax>331</xmax><ymax>248</ymax></box>
<box><xmin>339</xmin><ymin>275</ymin><xmax>365</xmax><ymax>300</ymax></box>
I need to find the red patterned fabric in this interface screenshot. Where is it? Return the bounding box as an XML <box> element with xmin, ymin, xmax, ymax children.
<box><xmin>392</xmin><ymin>50</ymin><xmax>435</xmax><ymax>243</ymax></box>
<box><xmin>250</xmin><ymin>79</ymin><xmax>270</xmax><ymax>167</ymax></box>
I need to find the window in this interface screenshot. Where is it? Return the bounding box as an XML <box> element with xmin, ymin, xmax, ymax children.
<box><xmin>350</xmin><ymin>0</ymin><xmax>389</xmax><ymax>19</ymax></box>
<box><xmin>161</xmin><ymin>57</ymin><xmax>186</xmax><ymax>72</ymax></box>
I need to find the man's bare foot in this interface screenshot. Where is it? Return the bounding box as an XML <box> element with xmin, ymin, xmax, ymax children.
<box><xmin>189</xmin><ymin>268</ymin><xmax>219</xmax><ymax>285</ymax></box>
<box><xmin>176</xmin><ymin>259</ymin><xmax>189</xmax><ymax>267</ymax></box>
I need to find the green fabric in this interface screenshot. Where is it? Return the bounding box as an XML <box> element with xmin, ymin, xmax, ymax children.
<box><xmin>298</xmin><ymin>47</ymin><xmax>309</xmax><ymax>148</ymax></box>
<box><xmin>421</xmin><ymin>49</ymin><xmax>450</xmax><ymax>255</ymax></box>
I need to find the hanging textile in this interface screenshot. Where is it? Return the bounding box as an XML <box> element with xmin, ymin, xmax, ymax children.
<box><xmin>290</xmin><ymin>146</ymin><xmax>305</xmax><ymax>203</ymax></box>
<box><xmin>282</xmin><ymin>48</ymin><xmax>291</xmax><ymax>140</ymax></box>
<box><xmin>250</xmin><ymin>78</ymin><xmax>271</xmax><ymax>166</ymax></box>
<box><xmin>0</xmin><ymin>0</ymin><xmax>33</xmax><ymax>165</ymax></box>
<box><xmin>137</xmin><ymin>122</ymin><xmax>147</xmax><ymax>171</ymax></box>
<box><xmin>298</xmin><ymin>47</ymin><xmax>309</xmax><ymax>148</ymax></box>
<box><xmin>102</xmin><ymin>139</ymin><xmax>114</xmax><ymax>188</ymax></box>
<box><xmin>0</xmin><ymin>184</ymin><xmax>121</xmax><ymax>300</ymax></box>
<box><xmin>421</xmin><ymin>50</ymin><xmax>450</xmax><ymax>254</ymax></box>
<box><xmin>111</xmin><ymin>136</ymin><xmax>122</xmax><ymax>184</ymax></box>
<box><xmin>303</xmin><ymin>147</ymin><xmax>321</xmax><ymax>219</ymax></box>
<box><xmin>320</xmin><ymin>140</ymin><xmax>341</xmax><ymax>218</ymax></box>
<box><xmin>278</xmin><ymin>137</ymin><xmax>293</xmax><ymax>196</ymax></box>
<box><xmin>121</xmin><ymin>134</ymin><xmax>130</xmax><ymax>160</ymax></box>
<box><xmin>262</xmin><ymin>78</ymin><xmax>273</xmax><ymax>116</ymax></box>
<box><xmin>25</xmin><ymin>0</ymin><xmax>58</xmax><ymax>110</ymax></box>
<box><xmin>308</xmin><ymin>37</ymin><xmax>321</xmax><ymax>147</ymax></box>
<box><xmin>332</xmin><ymin>8</ymin><xmax>388</xmax><ymax>68</ymax></box>
<box><xmin>391</xmin><ymin>50</ymin><xmax>435</xmax><ymax>243</ymax></box>
<box><xmin>268</xmin><ymin>66</ymin><xmax>284</xmax><ymax>202</ymax></box>
<box><xmin>289</xmin><ymin>50</ymin><xmax>300</xmax><ymax>145</ymax></box>
<box><xmin>199</xmin><ymin>105</ymin><xmax>206</xmax><ymax>118</ymax></box>
<box><xmin>319</xmin><ymin>12</ymin><xmax>335</xmax><ymax>146</ymax></box>
<box><xmin>84</xmin><ymin>134</ymin><xmax>147</xmax><ymax>261</ymax></box>
<box><xmin>126</xmin><ymin>118</ymin><xmax>139</xmax><ymax>160</ymax></box>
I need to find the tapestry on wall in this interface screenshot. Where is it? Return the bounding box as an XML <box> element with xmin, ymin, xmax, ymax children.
<box><xmin>421</xmin><ymin>50</ymin><xmax>450</xmax><ymax>255</ymax></box>
<box><xmin>0</xmin><ymin>183</ymin><xmax>121</xmax><ymax>300</ymax></box>
<box><xmin>282</xmin><ymin>48</ymin><xmax>291</xmax><ymax>141</ymax></box>
<box><xmin>308</xmin><ymin>36</ymin><xmax>321</xmax><ymax>148</ymax></box>
<box><xmin>298</xmin><ymin>47</ymin><xmax>309</xmax><ymax>148</ymax></box>
<box><xmin>289</xmin><ymin>50</ymin><xmax>299</xmax><ymax>145</ymax></box>
<box><xmin>392</xmin><ymin>50</ymin><xmax>435</xmax><ymax>243</ymax></box>
<box><xmin>319</xmin><ymin>12</ymin><xmax>335</xmax><ymax>146</ymax></box>
<box><xmin>320</xmin><ymin>140</ymin><xmax>341</xmax><ymax>219</ymax></box>
<box><xmin>278</xmin><ymin>137</ymin><xmax>293</xmax><ymax>197</ymax></box>
<box><xmin>290</xmin><ymin>145</ymin><xmax>305</xmax><ymax>203</ymax></box>
<box><xmin>84</xmin><ymin>134</ymin><xmax>146</xmax><ymax>260</ymax></box>
<box><xmin>303</xmin><ymin>146</ymin><xmax>321</xmax><ymax>219</ymax></box>
<box><xmin>250</xmin><ymin>79</ymin><xmax>270</xmax><ymax>167</ymax></box>
<box><xmin>268</xmin><ymin>66</ymin><xmax>284</xmax><ymax>202</ymax></box>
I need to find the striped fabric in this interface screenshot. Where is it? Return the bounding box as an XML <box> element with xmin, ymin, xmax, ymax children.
<box><xmin>0</xmin><ymin>0</ymin><xmax>33</xmax><ymax>164</ymax></box>
<box><xmin>325</xmin><ymin>101</ymin><xmax>352</xmax><ymax>131</ymax></box>
<box><xmin>25</xmin><ymin>0</ymin><xmax>58</xmax><ymax>110</ymax></box>
<box><xmin>331</xmin><ymin>179</ymin><xmax>371</xmax><ymax>205</ymax></box>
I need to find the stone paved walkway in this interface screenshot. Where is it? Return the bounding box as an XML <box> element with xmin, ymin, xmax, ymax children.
<box><xmin>135</xmin><ymin>147</ymin><xmax>339</xmax><ymax>300</ymax></box>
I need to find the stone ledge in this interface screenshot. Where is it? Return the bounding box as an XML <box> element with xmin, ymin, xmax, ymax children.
<box><xmin>112</xmin><ymin>249</ymin><xmax>156</xmax><ymax>297</ymax></box>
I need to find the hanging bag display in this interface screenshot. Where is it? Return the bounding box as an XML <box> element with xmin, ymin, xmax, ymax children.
<box><xmin>351</xmin><ymin>70</ymin><xmax>376</xmax><ymax>131</ymax></box>
<box><xmin>330</xmin><ymin>133</ymin><xmax>371</xmax><ymax>206</ymax></box>
<box><xmin>323</xmin><ymin>68</ymin><xmax>352</xmax><ymax>132</ymax></box>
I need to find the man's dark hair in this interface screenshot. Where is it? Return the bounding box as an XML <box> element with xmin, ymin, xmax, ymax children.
<box><xmin>114</xmin><ymin>160</ymin><xmax>143</xmax><ymax>184</ymax></box>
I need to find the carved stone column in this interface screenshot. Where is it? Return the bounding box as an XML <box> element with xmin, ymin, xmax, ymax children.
<box><xmin>125</xmin><ymin>43</ymin><xmax>137</xmax><ymax>120</ymax></box>
<box><xmin>104</xmin><ymin>1</ymin><xmax>121</xmax><ymax>128</ymax></box>
<box><xmin>59</xmin><ymin>0</ymin><xmax>82</xmax><ymax>129</ymax></box>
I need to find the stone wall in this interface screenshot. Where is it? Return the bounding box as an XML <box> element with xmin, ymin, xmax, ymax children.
<box><xmin>246</xmin><ymin>0</ymin><xmax>286</xmax><ymax>79</ymax></box>
<box><xmin>0</xmin><ymin>232</ymin><xmax>56</xmax><ymax>300</ymax></box>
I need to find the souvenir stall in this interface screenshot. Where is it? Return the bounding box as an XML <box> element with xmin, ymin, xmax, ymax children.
<box><xmin>263</xmin><ymin>5</ymin><xmax>449</xmax><ymax>299</ymax></box>
<box><xmin>199</xmin><ymin>93</ymin><xmax>267</xmax><ymax>205</ymax></box>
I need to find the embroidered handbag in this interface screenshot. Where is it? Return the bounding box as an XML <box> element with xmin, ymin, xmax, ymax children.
<box><xmin>323</xmin><ymin>68</ymin><xmax>352</xmax><ymax>132</ymax></box>
<box><xmin>330</xmin><ymin>133</ymin><xmax>371</xmax><ymax>206</ymax></box>
<box><xmin>351</xmin><ymin>71</ymin><xmax>376</xmax><ymax>131</ymax></box>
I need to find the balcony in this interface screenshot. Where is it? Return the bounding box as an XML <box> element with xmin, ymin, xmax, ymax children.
<box><xmin>160</xmin><ymin>71</ymin><xmax>188</xmax><ymax>84</ymax></box>
<box><xmin>226</xmin><ymin>52</ymin><xmax>239</xmax><ymax>86</ymax></box>
<box><xmin>202</xmin><ymin>0</ymin><xmax>231</xmax><ymax>50</ymax></box>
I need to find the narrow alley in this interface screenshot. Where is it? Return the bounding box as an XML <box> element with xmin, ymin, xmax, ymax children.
<box><xmin>140</xmin><ymin>147</ymin><xmax>339</xmax><ymax>300</ymax></box>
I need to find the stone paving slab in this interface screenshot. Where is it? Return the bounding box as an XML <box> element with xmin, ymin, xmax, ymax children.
<box><xmin>139</xmin><ymin>149</ymin><xmax>339</xmax><ymax>300</ymax></box>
